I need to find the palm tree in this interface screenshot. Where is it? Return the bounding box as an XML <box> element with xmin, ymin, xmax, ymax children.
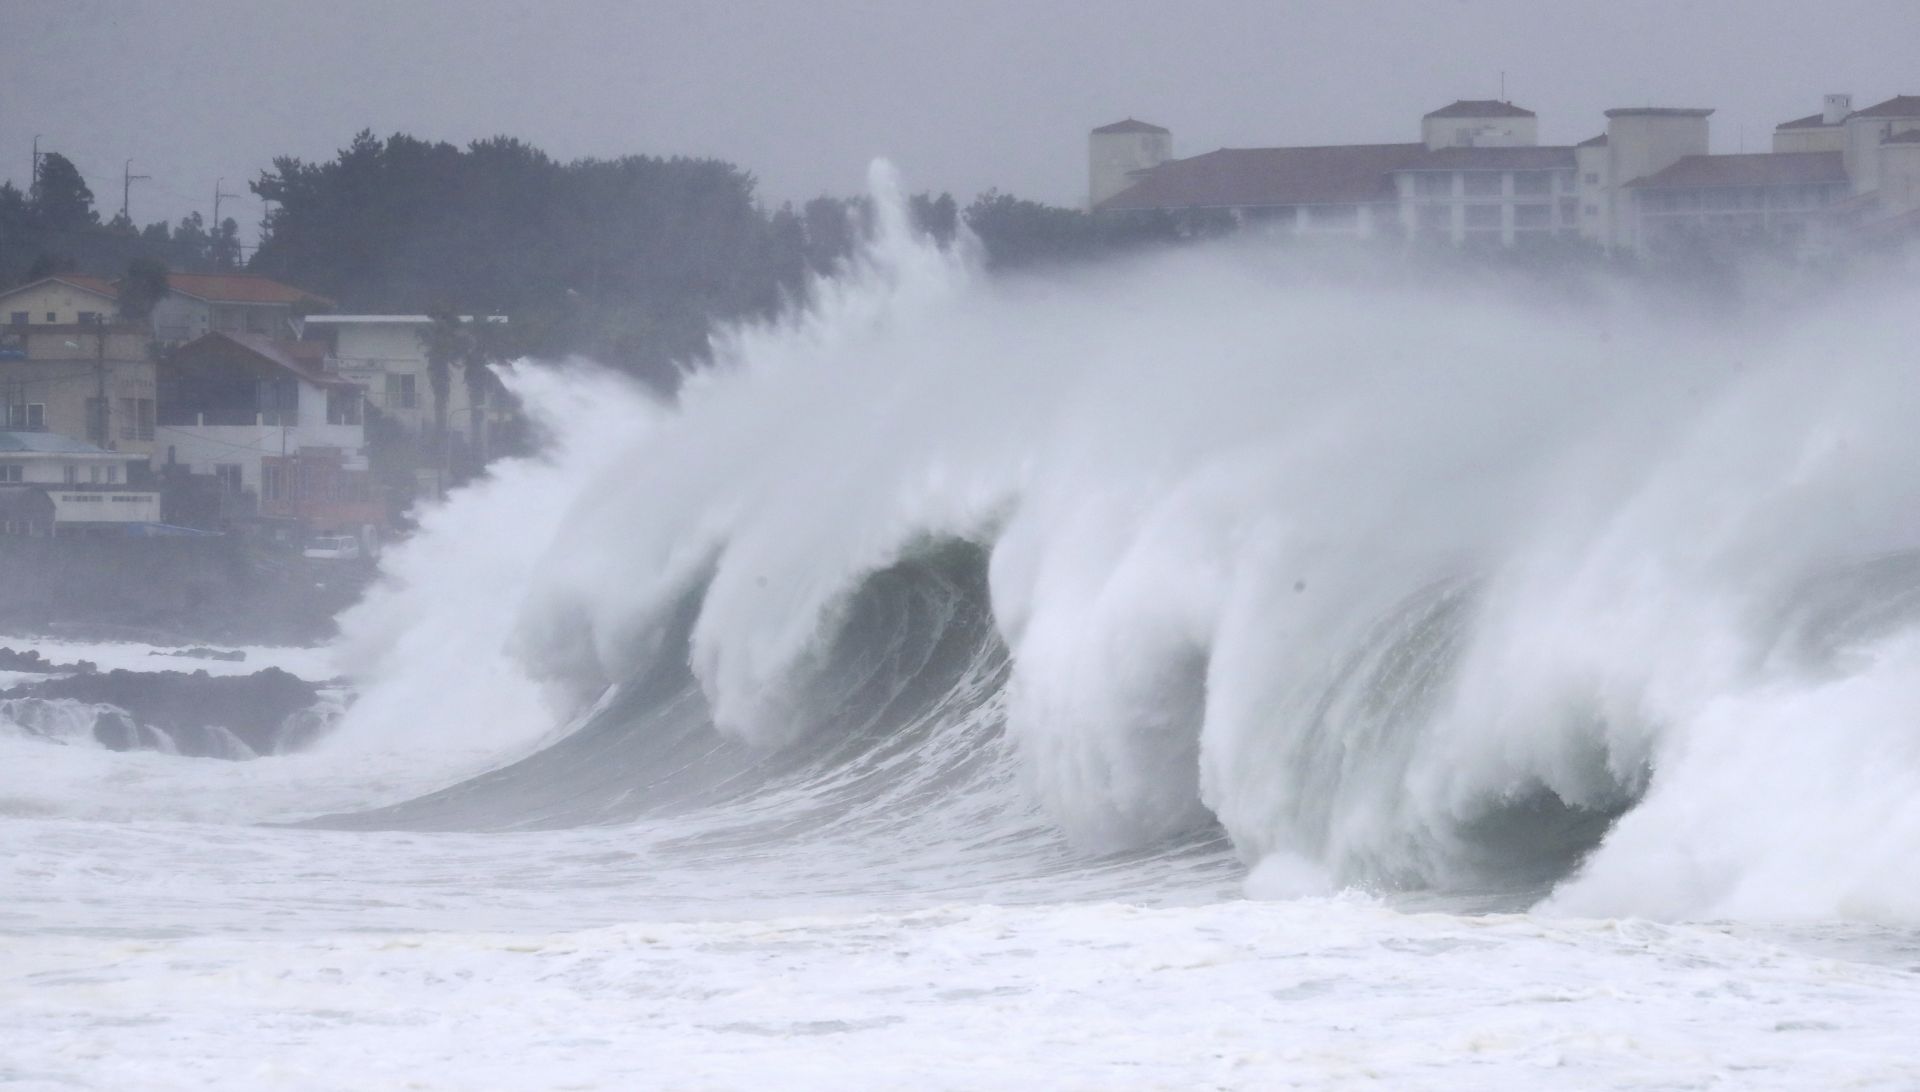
<box><xmin>417</xmin><ymin>309</ymin><xmax>468</xmax><ymax>495</ymax></box>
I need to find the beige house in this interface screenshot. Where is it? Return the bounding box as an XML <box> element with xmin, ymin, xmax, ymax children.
<box><xmin>0</xmin><ymin>275</ymin><xmax>120</xmax><ymax>327</ymax></box>
<box><xmin>0</xmin><ymin>325</ymin><xmax>156</xmax><ymax>461</ymax></box>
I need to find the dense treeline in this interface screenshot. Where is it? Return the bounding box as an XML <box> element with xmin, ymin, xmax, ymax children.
<box><xmin>0</xmin><ymin>153</ymin><xmax>246</xmax><ymax>285</ymax></box>
<box><xmin>5</xmin><ymin>132</ymin><xmax>1187</xmax><ymax>387</ymax></box>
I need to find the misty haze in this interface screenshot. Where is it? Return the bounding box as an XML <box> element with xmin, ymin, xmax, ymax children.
<box><xmin>3</xmin><ymin>2</ymin><xmax>1920</xmax><ymax>1089</ymax></box>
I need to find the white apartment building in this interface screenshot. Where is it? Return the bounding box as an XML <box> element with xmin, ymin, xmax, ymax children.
<box><xmin>1092</xmin><ymin>93</ymin><xmax>1920</xmax><ymax>257</ymax></box>
<box><xmin>299</xmin><ymin>314</ymin><xmax>509</xmax><ymax>437</ymax></box>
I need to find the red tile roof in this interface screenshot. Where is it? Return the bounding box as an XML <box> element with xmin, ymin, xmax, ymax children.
<box><xmin>1425</xmin><ymin>100</ymin><xmax>1535</xmax><ymax>119</ymax></box>
<box><xmin>1098</xmin><ymin>143</ymin><xmax>1426</xmax><ymax>211</ymax></box>
<box><xmin>1851</xmin><ymin>95</ymin><xmax>1920</xmax><ymax>120</ymax></box>
<box><xmin>1398</xmin><ymin>146</ymin><xmax>1577</xmax><ymax>171</ymax></box>
<box><xmin>1776</xmin><ymin>112</ymin><xmax>1838</xmax><ymax>130</ymax></box>
<box><xmin>165</xmin><ymin>273</ymin><xmax>334</xmax><ymax>308</ymax></box>
<box><xmin>1625</xmin><ymin>151</ymin><xmax>1847</xmax><ymax>189</ymax></box>
<box><xmin>1092</xmin><ymin>118</ymin><xmax>1169</xmax><ymax>135</ymax></box>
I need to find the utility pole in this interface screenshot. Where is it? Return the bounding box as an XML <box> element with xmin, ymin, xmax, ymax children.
<box><xmin>213</xmin><ymin>178</ymin><xmax>243</xmax><ymax>268</ymax></box>
<box><xmin>122</xmin><ymin>158</ymin><xmax>151</xmax><ymax>221</ymax></box>
<box><xmin>212</xmin><ymin>177</ymin><xmax>241</xmax><ymax>228</ymax></box>
<box><xmin>30</xmin><ymin>135</ymin><xmax>41</xmax><ymax>200</ymax></box>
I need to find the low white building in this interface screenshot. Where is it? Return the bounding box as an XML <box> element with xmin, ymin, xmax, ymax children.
<box><xmin>299</xmin><ymin>314</ymin><xmax>509</xmax><ymax>437</ymax></box>
<box><xmin>0</xmin><ymin>430</ymin><xmax>160</xmax><ymax>533</ymax></box>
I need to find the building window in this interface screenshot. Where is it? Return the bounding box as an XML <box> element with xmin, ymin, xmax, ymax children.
<box><xmin>1463</xmin><ymin>173</ymin><xmax>1502</xmax><ymax>197</ymax></box>
<box><xmin>1415</xmin><ymin>173</ymin><xmax>1452</xmax><ymax>197</ymax></box>
<box><xmin>1417</xmin><ymin>204</ymin><xmax>1452</xmax><ymax>232</ymax></box>
<box><xmin>5</xmin><ymin>403</ymin><xmax>44</xmax><ymax>430</ymax></box>
<box><xmin>215</xmin><ymin>464</ymin><xmax>243</xmax><ymax>494</ymax></box>
<box><xmin>107</xmin><ymin>464</ymin><xmax>119</xmax><ymax>484</ymax></box>
<box><xmin>1583</xmin><ymin>172</ymin><xmax>1599</xmax><ymax>185</ymax></box>
<box><xmin>85</xmin><ymin>397</ymin><xmax>108</xmax><ymax>445</ymax></box>
<box><xmin>0</xmin><ymin>465</ymin><xmax>20</xmax><ymax>483</ymax></box>
<box><xmin>1513</xmin><ymin>173</ymin><xmax>1551</xmax><ymax>197</ymax></box>
<box><xmin>89</xmin><ymin>465</ymin><xmax>102</xmax><ymax>484</ymax></box>
<box><xmin>63</xmin><ymin>465</ymin><xmax>77</xmax><ymax>485</ymax></box>
<box><xmin>8</xmin><ymin>312</ymin><xmax>25</xmax><ymax>326</ymax></box>
<box><xmin>1514</xmin><ymin>204</ymin><xmax>1552</xmax><ymax>229</ymax></box>
<box><xmin>386</xmin><ymin>373</ymin><xmax>418</xmax><ymax>410</ymax></box>
<box><xmin>77</xmin><ymin>311</ymin><xmax>100</xmax><ymax>325</ymax></box>
<box><xmin>1307</xmin><ymin>204</ymin><xmax>1358</xmax><ymax>227</ymax></box>
<box><xmin>326</xmin><ymin>387</ymin><xmax>363</xmax><ymax>426</ymax></box>
<box><xmin>1464</xmin><ymin>204</ymin><xmax>1503</xmax><ymax>228</ymax></box>
<box><xmin>44</xmin><ymin>312</ymin><xmax>56</xmax><ymax>323</ymax></box>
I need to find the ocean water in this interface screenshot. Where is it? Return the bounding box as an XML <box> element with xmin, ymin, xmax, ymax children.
<box><xmin>4</xmin><ymin>170</ymin><xmax>1920</xmax><ymax>1089</ymax></box>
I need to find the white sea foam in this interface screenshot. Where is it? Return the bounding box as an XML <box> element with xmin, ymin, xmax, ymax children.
<box><xmin>6</xmin><ymin>166</ymin><xmax>1920</xmax><ymax>1088</ymax></box>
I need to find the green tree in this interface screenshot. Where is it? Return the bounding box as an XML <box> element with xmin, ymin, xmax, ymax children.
<box><xmin>32</xmin><ymin>152</ymin><xmax>97</xmax><ymax>232</ymax></box>
<box><xmin>117</xmin><ymin>257</ymin><xmax>171</xmax><ymax>326</ymax></box>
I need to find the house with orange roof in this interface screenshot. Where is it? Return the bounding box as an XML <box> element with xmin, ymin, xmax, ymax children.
<box><xmin>149</xmin><ymin>273</ymin><xmax>334</xmax><ymax>344</ymax></box>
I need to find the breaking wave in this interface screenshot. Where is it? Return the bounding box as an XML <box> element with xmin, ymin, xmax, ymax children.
<box><xmin>316</xmin><ymin>164</ymin><xmax>1920</xmax><ymax>922</ymax></box>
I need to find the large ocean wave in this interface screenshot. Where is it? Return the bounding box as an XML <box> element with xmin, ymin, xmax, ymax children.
<box><xmin>314</xmin><ymin>165</ymin><xmax>1920</xmax><ymax>922</ymax></box>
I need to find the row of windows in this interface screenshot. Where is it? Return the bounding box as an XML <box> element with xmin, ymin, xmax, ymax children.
<box><xmin>1412</xmin><ymin>171</ymin><xmax>1575</xmax><ymax>198</ymax></box>
<box><xmin>0</xmin><ymin>462</ymin><xmax>121</xmax><ymax>484</ymax></box>
<box><xmin>1638</xmin><ymin>185</ymin><xmax>1841</xmax><ymax>213</ymax></box>
<box><xmin>7</xmin><ymin>311</ymin><xmax>103</xmax><ymax>325</ymax></box>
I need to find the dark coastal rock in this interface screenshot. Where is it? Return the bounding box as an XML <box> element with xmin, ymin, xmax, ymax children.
<box><xmin>1</xmin><ymin>667</ymin><xmax>330</xmax><ymax>758</ymax></box>
<box><xmin>0</xmin><ymin>647</ymin><xmax>98</xmax><ymax>674</ymax></box>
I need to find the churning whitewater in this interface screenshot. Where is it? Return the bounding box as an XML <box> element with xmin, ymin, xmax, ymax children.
<box><xmin>334</xmin><ymin>166</ymin><xmax>1920</xmax><ymax>919</ymax></box>
<box><xmin>6</xmin><ymin>168</ymin><xmax>1920</xmax><ymax>1089</ymax></box>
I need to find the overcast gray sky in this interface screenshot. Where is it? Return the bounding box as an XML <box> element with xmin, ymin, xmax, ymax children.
<box><xmin>3</xmin><ymin>0</ymin><xmax>1915</xmax><ymax>248</ymax></box>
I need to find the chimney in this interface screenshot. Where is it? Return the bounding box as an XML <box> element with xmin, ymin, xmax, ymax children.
<box><xmin>1824</xmin><ymin>94</ymin><xmax>1853</xmax><ymax>126</ymax></box>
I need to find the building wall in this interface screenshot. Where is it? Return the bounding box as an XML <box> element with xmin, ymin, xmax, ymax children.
<box><xmin>1421</xmin><ymin>115</ymin><xmax>1538</xmax><ymax>151</ymax></box>
<box><xmin>1605</xmin><ymin>111</ymin><xmax>1711</xmax><ymax>250</ymax></box>
<box><xmin>49</xmin><ymin>488</ymin><xmax>161</xmax><ymax>525</ymax></box>
<box><xmin>1632</xmin><ymin>182</ymin><xmax>1848</xmax><ymax>254</ymax></box>
<box><xmin>0</xmin><ymin>283</ymin><xmax>118</xmax><ymax>326</ymax></box>
<box><xmin>148</xmin><ymin>298</ymin><xmax>298</xmax><ymax>344</ymax></box>
<box><xmin>1396</xmin><ymin>169</ymin><xmax>1578</xmax><ymax>245</ymax></box>
<box><xmin>1846</xmin><ymin>115</ymin><xmax>1920</xmax><ymax>195</ymax></box>
<box><xmin>324</xmin><ymin>322</ymin><xmax>484</xmax><ymax>436</ymax></box>
<box><xmin>1880</xmin><ymin>142</ymin><xmax>1920</xmax><ymax>216</ymax></box>
<box><xmin>1576</xmin><ymin>143</ymin><xmax>1612</xmax><ymax>243</ymax></box>
<box><xmin>0</xmin><ymin>453</ymin><xmax>132</xmax><ymax>486</ymax></box>
<box><xmin>1</xmin><ymin>332</ymin><xmax>157</xmax><ymax>460</ymax></box>
<box><xmin>157</xmin><ymin>377</ymin><xmax>364</xmax><ymax>492</ymax></box>
<box><xmin>1773</xmin><ymin>127</ymin><xmax>1846</xmax><ymax>154</ymax></box>
<box><xmin>1089</xmin><ymin>130</ymin><xmax>1173</xmax><ymax>208</ymax></box>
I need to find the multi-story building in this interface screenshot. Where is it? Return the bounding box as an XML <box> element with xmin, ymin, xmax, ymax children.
<box><xmin>156</xmin><ymin>331</ymin><xmax>372</xmax><ymax>528</ymax></box>
<box><xmin>1092</xmin><ymin>93</ymin><xmax>1920</xmax><ymax>258</ymax></box>
<box><xmin>298</xmin><ymin>313</ymin><xmax>509</xmax><ymax>438</ymax></box>
<box><xmin>0</xmin><ymin>325</ymin><xmax>156</xmax><ymax>462</ymax></box>
<box><xmin>148</xmin><ymin>273</ymin><xmax>335</xmax><ymax>345</ymax></box>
